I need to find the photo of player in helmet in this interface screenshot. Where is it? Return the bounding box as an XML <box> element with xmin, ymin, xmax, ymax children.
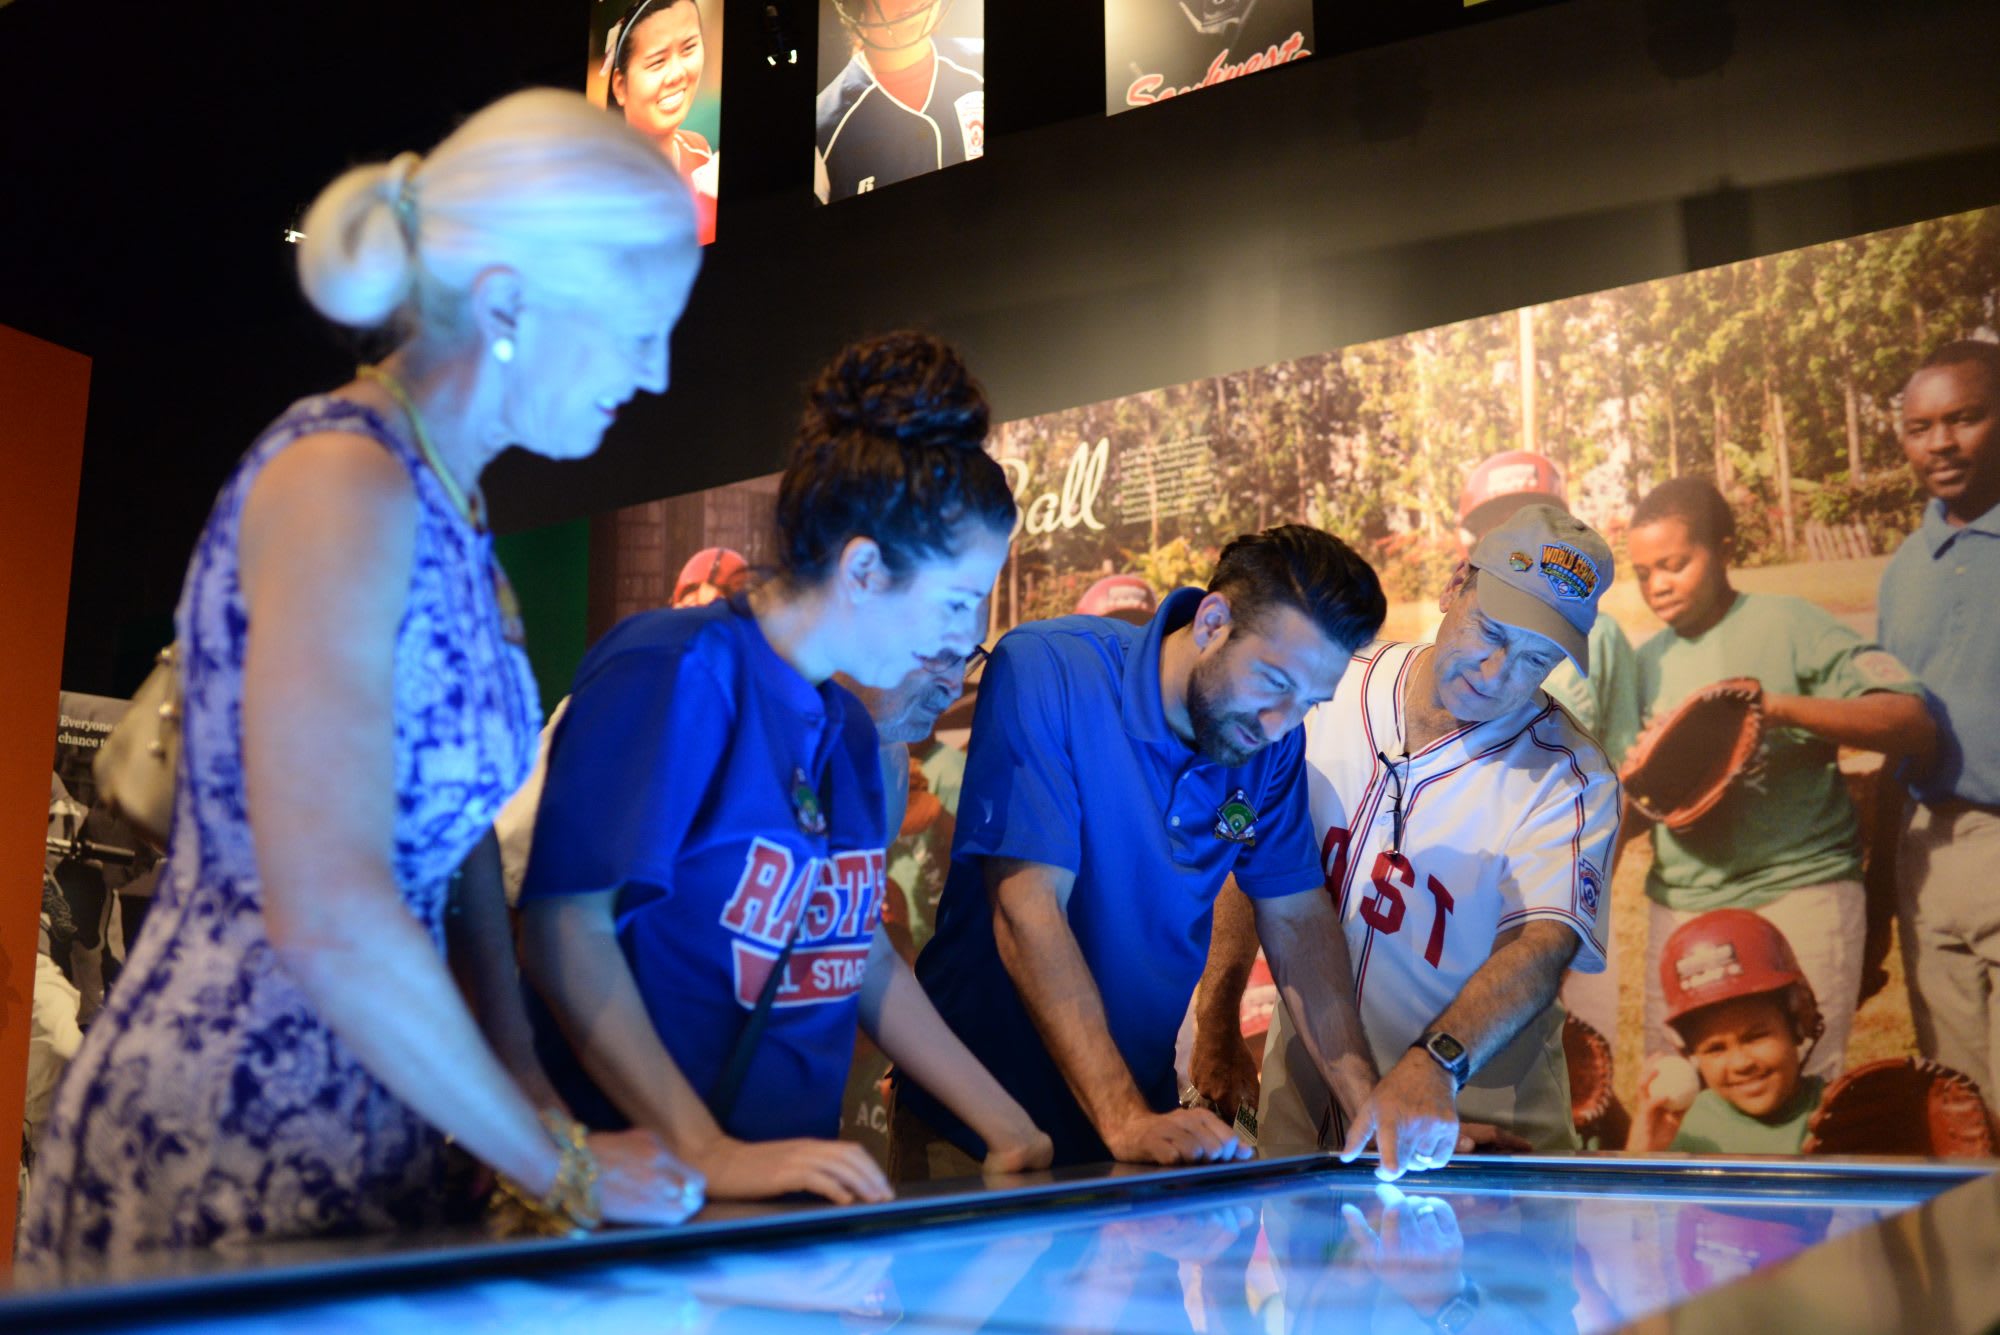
<box><xmin>1630</xmin><ymin>910</ymin><xmax>1827</xmax><ymax>1154</ymax></box>
<box><xmin>814</xmin><ymin>0</ymin><xmax>984</xmax><ymax>205</ymax></box>
<box><xmin>1104</xmin><ymin>0</ymin><xmax>1313</xmax><ymax>116</ymax></box>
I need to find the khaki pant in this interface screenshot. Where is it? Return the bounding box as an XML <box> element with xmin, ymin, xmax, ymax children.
<box><xmin>1257</xmin><ymin>995</ymin><xmax>1578</xmax><ymax>1155</ymax></box>
<box><xmin>1898</xmin><ymin>803</ymin><xmax>2000</xmax><ymax>1112</ymax></box>
<box><xmin>886</xmin><ymin>1090</ymin><xmax>985</xmax><ymax>1184</ymax></box>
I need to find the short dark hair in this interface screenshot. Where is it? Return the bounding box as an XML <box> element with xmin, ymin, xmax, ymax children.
<box><xmin>1631</xmin><ymin>475</ymin><xmax>1735</xmax><ymax>553</ymax></box>
<box><xmin>775</xmin><ymin>331</ymin><xmax>1016</xmax><ymax>586</ymax></box>
<box><xmin>1914</xmin><ymin>339</ymin><xmax>2000</xmax><ymax>398</ymax></box>
<box><xmin>1208</xmin><ymin>525</ymin><xmax>1385</xmax><ymax>654</ymax></box>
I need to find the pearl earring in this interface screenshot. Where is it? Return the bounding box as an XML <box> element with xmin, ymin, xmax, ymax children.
<box><xmin>492</xmin><ymin>337</ymin><xmax>515</xmax><ymax>364</ymax></box>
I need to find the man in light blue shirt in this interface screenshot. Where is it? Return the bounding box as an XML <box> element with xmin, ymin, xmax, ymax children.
<box><xmin>1878</xmin><ymin>340</ymin><xmax>2000</xmax><ymax>1113</ymax></box>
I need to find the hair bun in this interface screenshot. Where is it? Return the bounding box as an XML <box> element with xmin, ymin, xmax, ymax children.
<box><xmin>296</xmin><ymin>157</ymin><xmax>420</xmax><ymax>329</ymax></box>
<box><xmin>805</xmin><ymin>330</ymin><xmax>989</xmax><ymax>454</ymax></box>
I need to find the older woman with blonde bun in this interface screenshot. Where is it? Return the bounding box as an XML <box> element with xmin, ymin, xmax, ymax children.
<box><xmin>21</xmin><ymin>89</ymin><xmax>704</xmax><ymax>1274</ymax></box>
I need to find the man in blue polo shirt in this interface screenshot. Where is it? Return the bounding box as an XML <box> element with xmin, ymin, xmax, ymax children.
<box><xmin>1879</xmin><ymin>340</ymin><xmax>2000</xmax><ymax>1114</ymax></box>
<box><xmin>894</xmin><ymin>525</ymin><xmax>1396</xmax><ymax>1171</ymax></box>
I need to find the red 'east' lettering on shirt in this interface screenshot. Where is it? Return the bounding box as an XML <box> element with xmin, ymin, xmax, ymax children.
<box><xmin>719</xmin><ymin>844</ymin><xmax>887</xmax><ymax>1006</ymax></box>
<box><xmin>829</xmin><ymin>849</ymin><xmax>887</xmax><ymax>937</ymax></box>
<box><xmin>718</xmin><ymin>838</ymin><xmax>798</xmax><ymax>946</ymax></box>
<box><xmin>1321</xmin><ymin>824</ymin><xmax>1353</xmax><ymax>907</ymax></box>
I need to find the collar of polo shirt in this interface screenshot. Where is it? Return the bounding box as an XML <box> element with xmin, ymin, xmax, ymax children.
<box><xmin>1120</xmin><ymin>586</ymin><xmax>1204</xmax><ymax>747</ymax></box>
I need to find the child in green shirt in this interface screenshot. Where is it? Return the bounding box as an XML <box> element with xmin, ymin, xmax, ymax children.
<box><xmin>1625</xmin><ymin>477</ymin><xmax>1934</xmax><ymax>1079</ymax></box>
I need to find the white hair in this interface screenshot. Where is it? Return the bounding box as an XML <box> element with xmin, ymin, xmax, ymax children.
<box><xmin>296</xmin><ymin>88</ymin><xmax>697</xmax><ymax>332</ymax></box>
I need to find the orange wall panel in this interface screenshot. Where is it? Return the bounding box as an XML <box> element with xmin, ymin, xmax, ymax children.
<box><xmin>0</xmin><ymin>323</ymin><xmax>90</xmax><ymax>1262</ymax></box>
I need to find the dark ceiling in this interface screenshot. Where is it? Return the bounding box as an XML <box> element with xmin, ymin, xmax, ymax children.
<box><xmin>1</xmin><ymin>0</ymin><xmax>1566</xmax><ymax>693</ymax></box>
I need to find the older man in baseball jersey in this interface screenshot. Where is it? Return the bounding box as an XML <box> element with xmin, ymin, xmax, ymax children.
<box><xmin>1195</xmin><ymin>506</ymin><xmax>1622</xmax><ymax>1173</ymax></box>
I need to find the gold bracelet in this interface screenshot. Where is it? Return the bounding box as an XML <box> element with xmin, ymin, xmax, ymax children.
<box><xmin>489</xmin><ymin>1109</ymin><xmax>603</xmax><ymax>1237</ymax></box>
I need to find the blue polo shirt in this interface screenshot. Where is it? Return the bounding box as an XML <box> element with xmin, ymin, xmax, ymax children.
<box><xmin>519</xmin><ymin>598</ymin><xmax>888</xmax><ymax>1142</ymax></box>
<box><xmin>900</xmin><ymin>588</ymin><xmax>1324</xmax><ymax>1165</ymax></box>
<box><xmin>1879</xmin><ymin>497</ymin><xmax>2000</xmax><ymax>806</ymax></box>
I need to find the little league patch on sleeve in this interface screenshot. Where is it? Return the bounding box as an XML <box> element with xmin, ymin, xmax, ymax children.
<box><xmin>1579</xmin><ymin>859</ymin><xmax>1604</xmax><ymax>920</ymax></box>
<box><xmin>1851</xmin><ymin>649</ymin><xmax>1917</xmax><ymax>689</ymax></box>
<box><xmin>1538</xmin><ymin>542</ymin><xmax>1601</xmax><ymax>601</ymax></box>
<box><xmin>1214</xmin><ymin>790</ymin><xmax>1259</xmax><ymax>844</ymax></box>
<box><xmin>955</xmin><ymin>91</ymin><xmax>985</xmax><ymax>158</ymax></box>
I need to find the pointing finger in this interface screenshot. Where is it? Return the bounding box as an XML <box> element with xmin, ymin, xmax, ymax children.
<box><xmin>1339</xmin><ymin>1103</ymin><xmax>1377</xmax><ymax>1164</ymax></box>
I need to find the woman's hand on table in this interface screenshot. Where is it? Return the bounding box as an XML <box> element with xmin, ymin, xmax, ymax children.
<box><xmin>591</xmin><ymin>1128</ymin><xmax>706</xmax><ymax>1225</ymax></box>
<box><xmin>981</xmin><ymin>1126</ymin><xmax>1054</xmax><ymax>1175</ymax></box>
<box><xmin>692</xmin><ymin>1133</ymin><xmax>895</xmax><ymax>1205</ymax></box>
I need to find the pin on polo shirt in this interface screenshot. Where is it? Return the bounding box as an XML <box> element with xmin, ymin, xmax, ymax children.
<box><xmin>791</xmin><ymin>766</ymin><xmax>828</xmax><ymax>836</ymax></box>
<box><xmin>1214</xmin><ymin>789</ymin><xmax>1259</xmax><ymax>844</ymax></box>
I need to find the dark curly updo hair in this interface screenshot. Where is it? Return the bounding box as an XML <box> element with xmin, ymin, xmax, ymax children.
<box><xmin>775</xmin><ymin>331</ymin><xmax>1017</xmax><ymax>585</ymax></box>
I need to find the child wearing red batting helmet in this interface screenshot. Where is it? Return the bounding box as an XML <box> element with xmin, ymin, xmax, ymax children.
<box><xmin>1628</xmin><ymin>909</ymin><xmax>1826</xmax><ymax>1153</ymax></box>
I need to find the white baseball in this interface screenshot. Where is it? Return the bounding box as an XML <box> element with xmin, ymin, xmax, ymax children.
<box><xmin>1650</xmin><ymin>1056</ymin><xmax>1701</xmax><ymax>1112</ymax></box>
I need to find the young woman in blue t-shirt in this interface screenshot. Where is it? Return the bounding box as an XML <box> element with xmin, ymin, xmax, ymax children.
<box><xmin>519</xmin><ymin>332</ymin><xmax>1052</xmax><ymax>1204</ymax></box>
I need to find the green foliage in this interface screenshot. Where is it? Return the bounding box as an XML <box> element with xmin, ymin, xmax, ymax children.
<box><xmin>1804</xmin><ymin>471</ymin><xmax>1927</xmax><ymax>554</ymax></box>
<box><xmin>990</xmin><ymin>207</ymin><xmax>1997</xmax><ymax>628</ymax></box>
<box><xmin>1124</xmin><ymin>535</ymin><xmax>1215</xmax><ymax>595</ymax></box>
<box><xmin>1374</xmin><ymin>535</ymin><xmax>1461</xmax><ymax>604</ymax></box>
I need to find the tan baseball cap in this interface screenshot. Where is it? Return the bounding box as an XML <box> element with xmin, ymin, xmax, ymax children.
<box><xmin>1467</xmin><ymin>503</ymin><xmax>1612</xmax><ymax>676</ymax></box>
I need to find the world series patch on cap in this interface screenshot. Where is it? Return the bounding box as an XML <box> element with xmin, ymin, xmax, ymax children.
<box><xmin>1466</xmin><ymin>503</ymin><xmax>1614</xmax><ymax>676</ymax></box>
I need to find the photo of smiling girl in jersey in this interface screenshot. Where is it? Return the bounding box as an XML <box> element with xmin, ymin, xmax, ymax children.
<box><xmin>599</xmin><ymin>0</ymin><xmax>719</xmax><ymax>244</ymax></box>
<box><xmin>518</xmin><ymin>332</ymin><xmax>1053</xmax><ymax>1204</ymax></box>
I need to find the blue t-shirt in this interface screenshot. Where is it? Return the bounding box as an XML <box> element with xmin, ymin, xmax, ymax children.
<box><xmin>900</xmin><ymin>588</ymin><xmax>1324</xmax><ymax>1165</ymax></box>
<box><xmin>1879</xmin><ymin>497</ymin><xmax>2000</xmax><ymax>807</ymax></box>
<box><xmin>519</xmin><ymin>599</ymin><xmax>888</xmax><ymax>1142</ymax></box>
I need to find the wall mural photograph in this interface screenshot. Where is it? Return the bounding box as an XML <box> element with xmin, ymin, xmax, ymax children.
<box><xmin>815</xmin><ymin>0</ymin><xmax>985</xmax><ymax>204</ymax></box>
<box><xmin>589</xmin><ymin>0</ymin><xmax>722</xmax><ymax>244</ymax></box>
<box><xmin>1104</xmin><ymin>0</ymin><xmax>1314</xmax><ymax>114</ymax></box>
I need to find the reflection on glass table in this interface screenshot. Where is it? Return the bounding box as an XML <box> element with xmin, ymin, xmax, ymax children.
<box><xmin>84</xmin><ymin>1162</ymin><xmax>1942</xmax><ymax>1334</ymax></box>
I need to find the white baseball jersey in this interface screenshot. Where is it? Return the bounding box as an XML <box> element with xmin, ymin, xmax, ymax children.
<box><xmin>1257</xmin><ymin>640</ymin><xmax>1620</xmax><ymax>1152</ymax></box>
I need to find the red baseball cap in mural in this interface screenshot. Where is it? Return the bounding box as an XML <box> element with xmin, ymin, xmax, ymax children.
<box><xmin>1467</xmin><ymin>503</ymin><xmax>1611</xmax><ymax>675</ymax></box>
<box><xmin>1458</xmin><ymin>449</ymin><xmax>1567</xmax><ymax>536</ymax></box>
<box><xmin>673</xmin><ymin>547</ymin><xmax>750</xmax><ymax>607</ymax></box>
<box><xmin>1076</xmin><ymin>573</ymin><xmax>1158</xmax><ymax>620</ymax></box>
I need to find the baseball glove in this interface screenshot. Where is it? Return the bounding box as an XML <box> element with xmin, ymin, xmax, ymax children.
<box><xmin>1562</xmin><ymin>1014</ymin><xmax>1630</xmax><ymax>1149</ymax></box>
<box><xmin>1620</xmin><ymin>677</ymin><xmax>1764</xmax><ymax>831</ymax></box>
<box><xmin>1803</xmin><ymin>1057</ymin><xmax>1998</xmax><ymax>1158</ymax></box>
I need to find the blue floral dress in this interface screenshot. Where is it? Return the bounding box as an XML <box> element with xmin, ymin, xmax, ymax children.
<box><xmin>21</xmin><ymin>396</ymin><xmax>540</xmax><ymax>1274</ymax></box>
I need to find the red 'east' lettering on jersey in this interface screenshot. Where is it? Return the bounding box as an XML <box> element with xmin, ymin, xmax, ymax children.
<box><xmin>1320</xmin><ymin>824</ymin><xmax>1353</xmax><ymax>906</ymax></box>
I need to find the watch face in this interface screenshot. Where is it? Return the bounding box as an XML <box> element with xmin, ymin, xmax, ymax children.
<box><xmin>1430</xmin><ymin>1033</ymin><xmax>1466</xmax><ymax>1064</ymax></box>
